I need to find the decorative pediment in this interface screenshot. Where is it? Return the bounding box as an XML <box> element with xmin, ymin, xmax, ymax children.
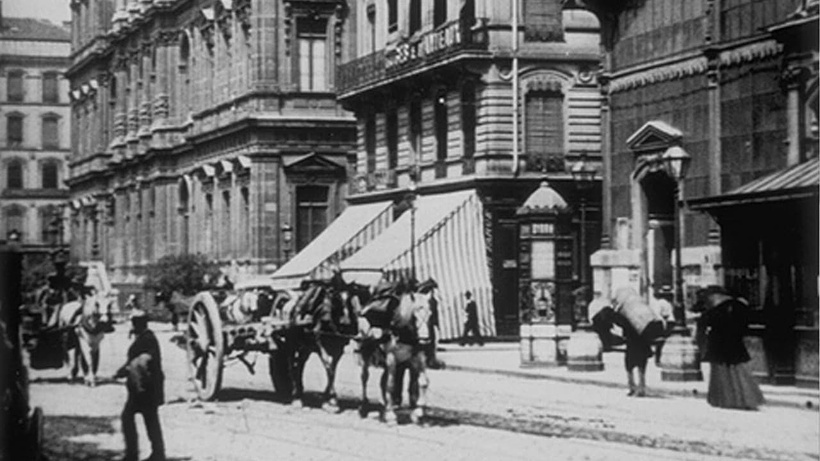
<box><xmin>284</xmin><ymin>153</ymin><xmax>345</xmax><ymax>173</ymax></box>
<box><xmin>626</xmin><ymin>121</ymin><xmax>683</xmax><ymax>153</ymax></box>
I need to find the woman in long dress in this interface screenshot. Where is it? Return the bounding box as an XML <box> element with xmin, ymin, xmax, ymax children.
<box><xmin>696</xmin><ymin>289</ymin><xmax>764</xmax><ymax>410</ymax></box>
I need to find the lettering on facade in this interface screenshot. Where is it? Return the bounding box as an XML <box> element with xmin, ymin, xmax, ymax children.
<box><xmin>386</xmin><ymin>21</ymin><xmax>463</xmax><ymax>69</ymax></box>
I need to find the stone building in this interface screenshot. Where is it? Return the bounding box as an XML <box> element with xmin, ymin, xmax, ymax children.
<box><xmin>271</xmin><ymin>0</ymin><xmax>604</xmax><ymax>339</ymax></box>
<box><xmin>66</xmin><ymin>0</ymin><xmax>357</xmax><ymax>299</ymax></box>
<box><xmin>582</xmin><ymin>0</ymin><xmax>818</xmax><ymax>386</ymax></box>
<box><xmin>0</xmin><ymin>12</ymin><xmax>72</xmax><ymax>255</ymax></box>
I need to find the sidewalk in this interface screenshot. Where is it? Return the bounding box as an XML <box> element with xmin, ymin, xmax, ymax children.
<box><xmin>436</xmin><ymin>342</ymin><xmax>820</xmax><ymax>411</ymax></box>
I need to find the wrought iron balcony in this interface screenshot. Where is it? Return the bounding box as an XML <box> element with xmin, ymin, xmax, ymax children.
<box><xmin>337</xmin><ymin>17</ymin><xmax>489</xmax><ymax>97</ymax></box>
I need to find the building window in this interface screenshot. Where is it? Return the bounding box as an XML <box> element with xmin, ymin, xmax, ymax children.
<box><xmin>387</xmin><ymin>0</ymin><xmax>398</xmax><ymax>33</ymax></box>
<box><xmin>409</xmin><ymin>0</ymin><xmax>421</xmax><ymax>35</ymax></box>
<box><xmin>461</xmin><ymin>81</ymin><xmax>476</xmax><ymax>160</ymax></box>
<box><xmin>205</xmin><ymin>193</ymin><xmax>214</xmax><ymax>254</ymax></box>
<box><xmin>42</xmin><ymin>161</ymin><xmax>59</xmax><ymax>189</ymax></box>
<box><xmin>367</xmin><ymin>4</ymin><xmax>377</xmax><ymax>54</ymax></box>
<box><xmin>434</xmin><ymin>0</ymin><xmax>447</xmax><ymax>28</ymax></box>
<box><xmin>39</xmin><ymin>205</ymin><xmax>57</xmax><ymax>244</ymax></box>
<box><xmin>7</xmin><ymin>159</ymin><xmax>24</xmax><ymax>189</ymax></box>
<box><xmin>42</xmin><ymin>72</ymin><xmax>59</xmax><ymax>103</ymax></box>
<box><xmin>386</xmin><ymin>108</ymin><xmax>398</xmax><ymax>169</ymax></box>
<box><xmin>365</xmin><ymin>112</ymin><xmax>377</xmax><ymax>174</ymax></box>
<box><xmin>523</xmin><ymin>0</ymin><xmax>564</xmax><ymax>42</ymax></box>
<box><xmin>525</xmin><ymin>90</ymin><xmax>565</xmax><ymax>166</ymax></box>
<box><xmin>409</xmin><ymin>99</ymin><xmax>422</xmax><ymax>165</ymax></box>
<box><xmin>297</xmin><ymin>17</ymin><xmax>328</xmax><ymax>91</ymax></box>
<box><xmin>7</xmin><ymin>70</ymin><xmax>24</xmax><ymax>102</ymax></box>
<box><xmin>7</xmin><ymin>114</ymin><xmax>23</xmax><ymax>147</ymax></box>
<box><xmin>4</xmin><ymin>206</ymin><xmax>25</xmax><ymax>241</ymax></box>
<box><xmin>296</xmin><ymin>185</ymin><xmax>328</xmax><ymax>251</ymax></box>
<box><xmin>435</xmin><ymin>91</ymin><xmax>448</xmax><ymax>163</ymax></box>
<box><xmin>42</xmin><ymin>115</ymin><xmax>60</xmax><ymax>149</ymax></box>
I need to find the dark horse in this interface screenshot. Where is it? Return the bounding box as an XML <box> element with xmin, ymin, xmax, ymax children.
<box><xmin>356</xmin><ymin>278</ymin><xmax>433</xmax><ymax>424</ymax></box>
<box><xmin>279</xmin><ymin>274</ymin><xmax>363</xmax><ymax>410</ymax></box>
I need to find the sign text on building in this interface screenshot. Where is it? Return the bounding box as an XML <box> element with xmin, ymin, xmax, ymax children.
<box><xmin>386</xmin><ymin>20</ymin><xmax>463</xmax><ymax>69</ymax></box>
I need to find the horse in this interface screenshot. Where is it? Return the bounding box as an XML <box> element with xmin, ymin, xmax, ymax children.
<box><xmin>356</xmin><ymin>279</ymin><xmax>433</xmax><ymax>424</ymax></box>
<box><xmin>55</xmin><ymin>289</ymin><xmax>115</xmax><ymax>386</ymax></box>
<box><xmin>280</xmin><ymin>276</ymin><xmax>361</xmax><ymax>410</ymax></box>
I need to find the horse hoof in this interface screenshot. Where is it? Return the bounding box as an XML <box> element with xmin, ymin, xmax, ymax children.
<box><xmin>358</xmin><ymin>404</ymin><xmax>369</xmax><ymax>418</ymax></box>
<box><xmin>410</xmin><ymin>408</ymin><xmax>424</xmax><ymax>424</ymax></box>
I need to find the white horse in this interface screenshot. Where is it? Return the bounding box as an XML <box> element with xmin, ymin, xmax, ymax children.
<box><xmin>57</xmin><ymin>291</ymin><xmax>115</xmax><ymax>386</ymax></box>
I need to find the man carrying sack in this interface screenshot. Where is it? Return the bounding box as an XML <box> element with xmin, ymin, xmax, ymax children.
<box><xmin>610</xmin><ymin>287</ymin><xmax>665</xmax><ymax>397</ymax></box>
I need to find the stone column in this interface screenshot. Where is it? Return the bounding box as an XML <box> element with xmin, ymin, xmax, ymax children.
<box><xmin>598</xmin><ymin>73</ymin><xmax>612</xmax><ymax>249</ymax></box>
<box><xmin>152</xmin><ymin>33</ymin><xmax>173</xmax><ymax>145</ymax></box>
<box><xmin>111</xmin><ymin>55</ymin><xmax>128</xmax><ymax>151</ymax></box>
<box><xmin>138</xmin><ymin>42</ymin><xmax>153</xmax><ymax>143</ymax></box>
<box><xmin>125</xmin><ymin>50</ymin><xmax>140</xmax><ymax>154</ymax></box>
<box><xmin>784</xmin><ymin>66</ymin><xmax>807</xmax><ymax>167</ymax></box>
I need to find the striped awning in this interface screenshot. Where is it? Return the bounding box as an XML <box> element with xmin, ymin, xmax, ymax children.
<box><xmin>690</xmin><ymin>157</ymin><xmax>819</xmax><ymax>209</ymax></box>
<box><xmin>341</xmin><ymin>189</ymin><xmax>495</xmax><ymax>340</ymax></box>
<box><xmin>269</xmin><ymin>200</ymin><xmax>394</xmax><ymax>289</ymax></box>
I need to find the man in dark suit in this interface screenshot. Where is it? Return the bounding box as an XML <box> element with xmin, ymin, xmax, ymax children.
<box><xmin>114</xmin><ymin>309</ymin><xmax>165</xmax><ymax>461</ymax></box>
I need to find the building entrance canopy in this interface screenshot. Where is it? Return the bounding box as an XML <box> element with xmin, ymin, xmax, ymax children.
<box><xmin>269</xmin><ymin>200</ymin><xmax>394</xmax><ymax>290</ymax></box>
<box><xmin>341</xmin><ymin>189</ymin><xmax>494</xmax><ymax>340</ymax></box>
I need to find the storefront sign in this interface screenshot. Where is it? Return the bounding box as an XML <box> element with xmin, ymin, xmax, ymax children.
<box><xmin>386</xmin><ymin>20</ymin><xmax>463</xmax><ymax>69</ymax></box>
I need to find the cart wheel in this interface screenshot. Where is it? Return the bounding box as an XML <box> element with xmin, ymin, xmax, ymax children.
<box><xmin>268</xmin><ymin>349</ymin><xmax>293</xmax><ymax>398</ymax></box>
<box><xmin>186</xmin><ymin>292</ymin><xmax>224</xmax><ymax>401</ymax></box>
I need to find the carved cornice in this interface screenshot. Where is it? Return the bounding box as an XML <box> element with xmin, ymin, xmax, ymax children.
<box><xmin>719</xmin><ymin>39</ymin><xmax>783</xmax><ymax>68</ymax></box>
<box><xmin>610</xmin><ymin>57</ymin><xmax>708</xmax><ymax>93</ymax></box>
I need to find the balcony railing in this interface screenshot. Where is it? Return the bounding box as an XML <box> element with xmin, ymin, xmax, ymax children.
<box><xmin>337</xmin><ymin>17</ymin><xmax>489</xmax><ymax>96</ymax></box>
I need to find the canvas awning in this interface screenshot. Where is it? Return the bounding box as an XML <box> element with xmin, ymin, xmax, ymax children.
<box><xmin>690</xmin><ymin>157</ymin><xmax>819</xmax><ymax>210</ymax></box>
<box><xmin>268</xmin><ymin>200</ymin><xmax>394</xmax><ymax>289</ymax></box>
<box><xmin>340</xmin><ymin>189</ymin><xmax>495</xmax><ymax>340</ymax></box>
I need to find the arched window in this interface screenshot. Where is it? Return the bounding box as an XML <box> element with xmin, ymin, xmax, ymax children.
<box><xmin>4</xmin><ymin>205</ymin><xmax>26</xmax><ymax>241</ymax></box>
<box><xmin>42</xmin><ymin>72</ymin><xmax>60</xmax><ymax>103</ymax></box>
<box><xmin>42</xmin><ymin>114</ymin><xmax>60</xmax><ymax>149</ymax></box>
<box><xmin>42</xmin><ymin>160</ymin><xmax>60</xmax><ymax>189</ymax></box>
<box><xmin>7</xmin><ymin>158</ymin><xmax>24</xmax><ymax>189</ymax></box>
<box><xmin>7</xmin><ymin>113</ymin><xmax>23</xmax><ymax>147</ymax></box>
<box><xmin>7</xmin><ymin>70</ymin><xmax>24</xmax><ymax>102</ymax></box>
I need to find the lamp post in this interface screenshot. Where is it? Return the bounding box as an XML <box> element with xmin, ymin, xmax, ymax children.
<box><xmin>281</xmin><ymin>223</ymin><xmax>293</xmax><ymax>262</ymax></box>
<box><xmin>570</xmin><ymin>154</ymin><xmax>596</xmax><ymax>289</ymax></box>
<box><xmin>658</xmin><ymin>145</ymin><xmax>702</xmax><ymax>381</ymax></box>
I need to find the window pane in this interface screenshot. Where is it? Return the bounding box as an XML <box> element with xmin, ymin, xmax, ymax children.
<box><xmin>7</xmin><ymin>161</ymin><xmax>23</xmax><ymax>189</ymax></box>
<box><xmin>531</xmin><ymin>240</ymin><xmax>555</xmax><ymax>279</ymax></box>
<box><xmin>43</xmin><ymin>118</ymin><xmax>59</xmax><ymax>149</ymax></box>
<box><xmin>8</xmin><ymin>116</ymin><xmax>23</xmax><ymax>147</ymax></box>
<box><xmin>43</xmin><ymin>74</ymin><xmax>59</xmax><ymax>103</ymax></box>
<box><xmin>299</xmin><ymin>39</ymin><xmax>311</xmax><ymax>89</ymax></box>
<box><xmin>42</xmin><ymin>162</ymin><xmax>59</xmax><ymax>189</ymax></box>
<box><xmin>8</xmin><ymin>72</ymin><xmax>23</xmax><ymax>102</ymax></box>
<box><xmin>312</xmin><ymin>39</ymin><xmax>326</xmax><ymax>91</ymax></box>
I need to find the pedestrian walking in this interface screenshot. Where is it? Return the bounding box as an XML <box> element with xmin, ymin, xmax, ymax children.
<box><xmin>695</xmin><ymin>287</ymin><xmax>764</xmax><ymax>410</ymax></box>
<box><xmin>418</xmin><ymin>279</ymin><xmax>444</xmax><ymax>368</ymax></box>
<box><xmin>610</xmin><ymin>287</ymin><xmax>661</xmax><ymax>397</ymax></box>
<box><xmin>114</xmin><ymin>309</ymin><xmax>166</xmax><ymax>461</ymax></box>
<box><xmin>460</xmin><ymin>291</ymin><xmax>483</xmax><ymax>346</ymax></box>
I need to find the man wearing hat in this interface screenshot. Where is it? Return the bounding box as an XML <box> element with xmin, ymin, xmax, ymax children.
<box><xmin>417</xmin><ymin>279</ymin><xmax>443</xmax><ymax>368</ymax></box>
<box><xmin>114</xmin><ymin>309</ymin><xmax>165</xmax><ymax>461</ymax></box>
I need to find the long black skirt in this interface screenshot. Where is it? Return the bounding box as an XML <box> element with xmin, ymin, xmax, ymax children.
<box><xmin>707</xmin><ymin>361</ymin><xmax>764</xmax><ymax>410</ymax></box>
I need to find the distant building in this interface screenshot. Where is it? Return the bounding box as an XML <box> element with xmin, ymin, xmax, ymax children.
<box><xmin>272</xmin><ymin>0</ymin><xmax>604</xmax><ymax>339</ymax></box>
<box><xmin>0</xmin><ymin>10</ymin><xmax>72</xmax><ymax>255</ymax></box>
<box><xmin>66</xmin><ymin>0</ymin><xmax>357</xmax><ymax>298</ymax></box>
<box><xmin>584</xmin><ymin>0</ymin><xmax>818</xmax><ymax>386</ymax></box>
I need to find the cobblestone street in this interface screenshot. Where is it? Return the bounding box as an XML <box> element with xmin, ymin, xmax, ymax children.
<box><xmin>29</xmin><ymin>324</ymin><xmax>820</xmax><ymax>461</ymax></box>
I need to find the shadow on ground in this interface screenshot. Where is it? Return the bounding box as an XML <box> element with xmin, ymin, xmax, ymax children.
<box><xmin>41</xmin><ymin>414</ymin><xmax>191</xmax><ymax>461</ymax></box>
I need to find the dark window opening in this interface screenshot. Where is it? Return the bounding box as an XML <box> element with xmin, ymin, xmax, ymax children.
<box><xmin>42</xmin><ymin>116</ymin><xmax>59</xmax><ymax>149</ymax></box>
<box><xmin>42</xmin><ymin>162</ymin><xmax>59</xmax><ymax>189</ymax></box>
<box><xmin>296</xmin><ymin>185</ymin><xmax>328</xmax><ymax>251</ymax></box>
<box><xmin>7</xmin><ymin>160</ymin><xmax>24</xmax><ymax>189</ymax></box>
<box><xmin>461</xmin><ymin>82</ymin><xmax>476</xmax><ymax>160</ymax></box>
<box><xmin>387</xmin><ymin>109</ymin><xmax>398</xmax><ymax>169</ymax></box>
<box><xmin>460</xmin><ymin>0</ymin><xmax>475</xmax><ymax>24</ymax></box>
<box><xmin>434</xmin><ymin>0</ymin><xmax>447</xmax><ymax>27</ymax></box>
<box><xmin>525</xmin><ymin>90</ymin><xmax>565</xmax><ymax>166</ymax></box>
<box><xmin>7</xmin><ymin>115</ymin><xmax>23</xmax><ymax>147</ymax></box>
<box><xmin>42</xmin><ymin>73</ymin><xmax>59</xmax><ymax>103</ymax></box>
<box><xmin>365</xmin><ymin>112</ymin><xmax>377</xmax><ymax>174</ymax></box>
<box><xmin>409</xmin><ymin>0</ymin><xmax>421</xmax><ymax>35</ymax></box>
<box><xmin>388</xmin><ymin>0</ymin><xmax>398</xmax><ymax>33</ymax></box>
<box><xmin>410</xmin><ymin>99</ymin><xmax>422</xmax><ymax>165</ymax></box>
<box><xmin>7</xmin><ymin>71</ymin><xmax>24</xmax><ymax>102</ymax></box>
<box><xmin>435</xmin><ymin>91</ymin><xmax>448</xmax><ymax>163</ymax></box>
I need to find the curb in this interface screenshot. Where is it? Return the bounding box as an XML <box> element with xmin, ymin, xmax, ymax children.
<box><xmin>442</xmin><ymin>363</ymin><xmax>819</xmax><ymax>411</ymax></box>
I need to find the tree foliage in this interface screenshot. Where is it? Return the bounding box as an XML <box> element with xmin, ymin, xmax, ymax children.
<box><xmin>144</xmin><ymin>253</ymin><xmax>222</xmax><ymax>298</ymax></box>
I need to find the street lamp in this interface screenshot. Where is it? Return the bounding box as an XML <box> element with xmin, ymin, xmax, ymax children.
<box><xmin>657</xmin><ymin>145</ymin><xmax>702</xmax><ymax>382</ymax></box>
<box><xmin>570</xmin><ymin>154</ymin><xmax>596</xmax><ymax>289</ymax></box>
<box><xmin>281</xmin><ymin>223</ymin><xmax>293</xmax><ymax>262</ymax></box>
<box><xmin>661</xmin><ymin>145</ymin><xmax>691</xmax><ymax>329</ymax></box>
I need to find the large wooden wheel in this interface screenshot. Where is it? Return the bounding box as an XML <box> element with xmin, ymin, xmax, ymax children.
<box><xmin>186</xmin><ymin>292</ymin><xmax>224</xmax><ymax>401</ymax></box>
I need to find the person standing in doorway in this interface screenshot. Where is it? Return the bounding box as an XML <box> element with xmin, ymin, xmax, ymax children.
<box><xmin>114</xmin><ymin>309</ymin><xmax>166</xmax><ymax>461</ymax></box>
<box><xmin>460</xmin><ymin>291</ymin><xmax>483</xmax><ymax>346</ymax></box>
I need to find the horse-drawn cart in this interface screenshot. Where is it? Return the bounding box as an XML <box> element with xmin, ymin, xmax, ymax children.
<box><xmin>185</xmin><ymin>280</ymin><xmax>310</xmax><ymax>401</ymax></box>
